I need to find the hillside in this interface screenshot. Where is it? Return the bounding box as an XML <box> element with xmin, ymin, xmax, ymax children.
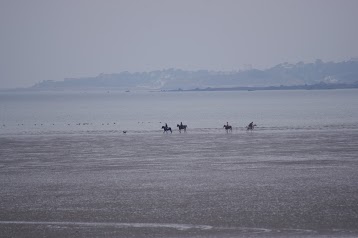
<box><xmin>32</xmin><ymin>59</ymin><xmax>358</xmax><ymax>91</ymax></box>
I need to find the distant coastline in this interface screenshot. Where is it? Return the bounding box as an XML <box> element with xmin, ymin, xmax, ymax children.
<box><xmin>2</xmin><ymin>82</ymin><xmax>358</xmax><ymax>93</ymax></box>
<box><xmin>168</xmin><ymin>82</ymin><xmax>358</xmax><ymax>92</ymax></box>
<box><xmin>1</xmin><ymin>59</ymin><xmax>358</xmax><ymax>92</ymax></box>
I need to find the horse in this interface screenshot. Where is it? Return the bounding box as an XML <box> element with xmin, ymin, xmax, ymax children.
<box><xmin>223</xmin><ymin>125</ymin><xmax>232</xmax><ymax>133</ymax></box>
<box><xmin>177</xmin><ymin>124</ymin><xmax>187</xmax><ymax>133</ymax></box>
<box><xmin>161</xmin><ymin>125</ymin><xmax>172</xmax><ymax>133</ymax></box>
<box><xmin>246</xmin><ymin>124</ymin><xmax>257</xmax><ymax>131</ymax></box>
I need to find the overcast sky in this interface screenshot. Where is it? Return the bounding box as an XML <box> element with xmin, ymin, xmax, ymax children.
<box><xmin>1</xmin><ymin>0</ymin><xmax>357</xmax><ymax>88</ymax></box>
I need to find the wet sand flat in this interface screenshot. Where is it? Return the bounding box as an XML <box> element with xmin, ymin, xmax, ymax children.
<box><xmin>1</xmin><ymin>129</ymin><xmax>358</xmax><ymax>237</ymax></box>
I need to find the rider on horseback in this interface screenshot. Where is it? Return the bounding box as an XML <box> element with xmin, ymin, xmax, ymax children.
<box><xmin>223</xmin><ymin>122</ymin><xmax>232</xmax><ymax>133</ymax></box>
<box><xmin>162</xmin><ymin>123</ymin><xmax>172</xmax><ymax>133</ymax></box>
<box><xmin>177</xmin><ymin>122</ymin><xmax>187</xmax><ymax>133</ymax></box>
<box><xmin>248</xmin><ymin>122</ymin><xmax>254</xmax><ymax>130</ymax></box>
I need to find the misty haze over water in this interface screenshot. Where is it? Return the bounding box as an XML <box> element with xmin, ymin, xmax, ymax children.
<box><xmin>1</xmin><ymin>0</ymin><xmax>358</xmax><ymax>236</ymax></box>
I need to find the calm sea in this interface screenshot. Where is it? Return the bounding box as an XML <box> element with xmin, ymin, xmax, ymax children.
<box><xmin>1</xmin><ymin>89</ymin><xmax>357</xmax><ymax>135</ymax></box>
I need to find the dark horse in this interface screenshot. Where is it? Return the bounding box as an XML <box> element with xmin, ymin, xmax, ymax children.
<box><xmin>246</xmin><ymin>122</ymin><xmax>257</xmax><ymax>131</ymax></box>
<box><xmin>162</xmin><ymin>125</ymin><xmax>172</xmax><ymax>133</ymax></box>
<box><xmin>223</xmin><ymin>124</ymin><xmax>232</xmax><ymax>133</ymax></box>
<box><xmin>177</xmin><ymin>124</ymin><xmax>187</xmax><ymax>133</ymax></box>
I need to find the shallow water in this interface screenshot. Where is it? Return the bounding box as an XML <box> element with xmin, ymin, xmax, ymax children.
<box><xmin>1</xmin><ymin>129</ymin><xmax>358</xmax><ymax>237</ymax></box>
<box><xmin>1</xmin><ymin>90</ymin><xmax>358</xmax><ymax>237</ymax></box>
<box><xmin>1</xmin><ymin>89</ymin><xmax>358</xmax><ymax>135</ymax></box>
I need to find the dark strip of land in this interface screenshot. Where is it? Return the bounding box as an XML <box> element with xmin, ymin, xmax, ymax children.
<box><xmin>171</xmin><ymin>82</ymin><xmax>358</xmax><ymax>92</ymax></box>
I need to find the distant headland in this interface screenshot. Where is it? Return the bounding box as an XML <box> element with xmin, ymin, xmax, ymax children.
<box><xmin>6</xmin><ymin>59</ymin><xmax>358</xmax><ymax>92</ymax></box>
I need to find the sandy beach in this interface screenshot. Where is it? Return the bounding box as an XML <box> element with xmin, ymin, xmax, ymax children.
<box><xmin>1</xmin><ymin>129</ymin><xmax>358</xmax><ymax>237</ymax></box>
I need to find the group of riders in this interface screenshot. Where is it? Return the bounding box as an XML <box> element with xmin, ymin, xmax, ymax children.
<box><xmin>162</xmin><ymin>121</ymin><xmax>256</xmax><ymax>133</ymax></box>
<box><xmin>162</xmin><ymin>122</ymin><xmax>187</xmax><ymax>133</ymax></box>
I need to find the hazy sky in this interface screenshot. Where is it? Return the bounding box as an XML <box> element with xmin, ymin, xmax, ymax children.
<box><xmin>1</xmin><ymin>0</ymin><xmax>358</xmax><ymax>88</ymax></box>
